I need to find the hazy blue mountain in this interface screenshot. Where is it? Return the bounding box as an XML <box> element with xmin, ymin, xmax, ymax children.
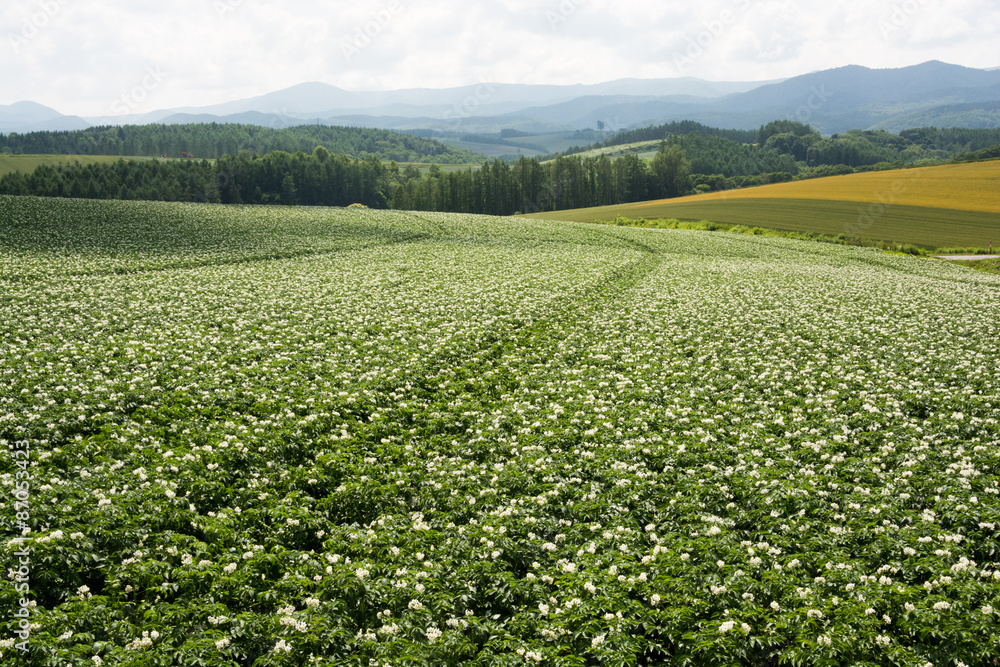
<box><xmin>693</xmin><ymin>61</ymin><xmax>1000</xmax><ymax>133</ymax></box>
<box><xmin>0</xmin><ymin>101</ymin><xmax>90</xmax><ymax>133</ymax></box>
<box><xmin>6</xmin><ymin>62</ymin><xmax>1000</xmax><ymax>138</ymax></box>
<box><xmin>1</xmin><ymin>101</ymin><xmax>63</xmax><ymax>123</ymax></box>
<box><xmin>568</xmin><ymin>61</ymin><xmax>1000</xmax><ymax>134</ymax></box>
<box><xmin>490</xmin><ymin>61</ymin><xmax>1000</xmax><ymax>134</ymax></box>
<box><xmin>302</xmin><ymin>62</ymin><xmax>1000</xmax><ymax>135</ymax></box>
<box><xmin>156</xmin><ymin>111</ymin><xmax>325</xmax><ymax>129</ymax></box>
<box><xmin>85</xmin><ymin>77</ymin><xmax>777</xmax><ymax>127</ymax></box>
<box><xmin>870</xmin><ymin>100</ymin><xmax>1000</xmax><ymax>133</ymax></box>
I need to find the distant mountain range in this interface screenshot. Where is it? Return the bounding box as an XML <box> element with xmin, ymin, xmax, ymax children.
<box><xmin>3</xmin><ymin>61</ymin><xmax>1000</xmax><ymax>136</ymax></box>
<box><xmin>0</xmin><ymin>101</ymin><xmax>90</xmax><ymax>134</ymax></box>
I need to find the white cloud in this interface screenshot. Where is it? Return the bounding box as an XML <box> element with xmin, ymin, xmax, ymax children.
<box><xmin>0</xmin><ymin>0</ymin><xmax>996</xmax><ymax>116</ymax></box>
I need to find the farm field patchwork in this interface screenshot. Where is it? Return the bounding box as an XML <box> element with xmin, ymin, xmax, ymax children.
<box><xmin>1</xmin><ymin>195</ymin><xmax>1000</xmax><ymax>666</ymax></box>
<box><xmin>523</xmin><ymin>161</ymin><xmax>1000</xmax><ymax>248</ymax></box>
<box><xmin>436</xmin><ymin>140</ymin><xmax>544</xmax><ymax>159</ymax></box>
<box><xmin>648</xmin><ymin>162</ymin><xmax>1000</xmax><ymax>214</ymax></box>
<box><xmin>559</xmin><ymin>198</ymin><xmax>997</xmax><ymax>249</ymax></box>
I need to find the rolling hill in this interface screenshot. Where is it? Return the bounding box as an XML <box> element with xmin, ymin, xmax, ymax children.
<box><xmin>2</xmin><ymin>195</ymin><xmax>999</xmax><ymax>665</ymax></box>
<box><xmin>520</xmin><ymin>161</ymin><xmax>1000</xmax><ymax>248</ymax></box>
<box><xmin>164</xmin><ymin>62</ymin><xmax>1000</xmax><ymax>134</ymax></box>
<box><xmin>0</xmin><ymin>123</ymin><xmax>484</xmax><ymax>163</ymax></box>
<box><xmin>0</xmin><ymin>101</ymin><xmax>90</xmax><ymax>133</ymax></box>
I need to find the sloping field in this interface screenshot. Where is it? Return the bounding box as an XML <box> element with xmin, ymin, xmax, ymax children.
<box><xmin>561</xmin><ymin>140</ymin><xmax>662</xmax><ymax>161</ymax></box>
<box><xmin>523</xmin><ymin>161</ymin><xmax>1000</xmax><ymax>247</ymax></box>
<box><xmin>2</xmin><ymin>196</ymin><xmax>999</xmax><ymax>666</ymax></box>
<box><xmin>658</xmin><ymin>161</ymin><xmax>1000</xmax><ymax>213</ymax></box>
<box><xmin>437</xmin><ymin>140</ymin><xmax>541</xmax><ymax>159</ymax></box>
<box><xmin>544</xmin><ymin>198</ymin><xmax>996</xmax><ymax>248</ymax></box>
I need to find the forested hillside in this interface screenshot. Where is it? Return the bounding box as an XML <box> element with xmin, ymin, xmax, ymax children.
<box><xmin>567</xmin><ymin>121</ymin><xmax>758</xmax><ymax>152</ymax></box>
<box><xmin>0</xmin><ymin>150</ymin><xmax>396</xmax><ymax>208</ymax></box>
<box><xmin>2</xmin><ymin>120</ymin><xmax>998</xmax><ymax>216</ymax></box>
<box><xmin>567</xmin><ymin>120</ymin><xmax>1000</xmax><ymax>170</ymax></box>
<box><xmin>0</xmin><ymin>123</ymin><xmax>482</xmax><ymax>163</ymax></box>
<box><xmin>0</xmin><ymin>148</ymin><xmax>688</xmax><ymax>213</ymax></box>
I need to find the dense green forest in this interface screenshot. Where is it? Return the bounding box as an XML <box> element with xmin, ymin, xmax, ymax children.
<box><xmin>392</xmin><ymin>147</ymin><xmax>691</xmax><ymax>215</ymax></box>
<box><xmin>565</xmin><ymin>120</ymin><xmax>758</xmax><ymax>152</ymax></box>
<box><xmin>0</xmin><ymin>146</ymin><xmax>690</xmax><ymax>213</ymax></box>
<box><xmin>566</xmin><ymin>120</ymin><xmax>1000</xmax><ymax>171</ymax></box>
<box><xmin>0</xmin><ymin>149</ymin><xmax>397</xmax><ymax>208</ymax></box>
<box><xmin>1</xmin><ymin>120</ymin><xmax>997</xmax><ymax>215</ymax></box>
<box><xmin>0</xmin><ymin>123</ymin><xmax>481</xmax><ymax>163</ymax></box>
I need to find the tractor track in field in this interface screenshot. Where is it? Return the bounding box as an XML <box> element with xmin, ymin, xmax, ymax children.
<box><xmin>345</xmin><ymin>229</ymin><xmax>664</xmax><ymax>455</ymax></box>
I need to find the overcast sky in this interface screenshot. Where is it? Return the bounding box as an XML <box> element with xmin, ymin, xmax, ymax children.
<box><xmin>2</xmin><ymin>0</ymin><xmax>997</xmax><ymax>117</ymax></box>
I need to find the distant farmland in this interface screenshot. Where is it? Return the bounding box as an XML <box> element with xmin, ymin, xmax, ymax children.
<box><xmin>559</xmin><ymin>139</ymin><xmax>662</xmax><ymax>161</ymax></box>
<box><xmin>522</xmin><ymin>161</ymin><xmax>1000</xmax><ymax>248</ymax></box>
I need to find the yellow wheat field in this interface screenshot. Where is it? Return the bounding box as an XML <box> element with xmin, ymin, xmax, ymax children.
<box><xmin>639</xmin><ymin>161</ymin><xmax>1000</xmax><ymax>213</ymax></box>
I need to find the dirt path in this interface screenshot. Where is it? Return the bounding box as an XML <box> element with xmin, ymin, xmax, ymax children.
<box><xmin>937</xmin><ymin>255</ymin><xmax>1000</xmax><ymax>261</ymax></box>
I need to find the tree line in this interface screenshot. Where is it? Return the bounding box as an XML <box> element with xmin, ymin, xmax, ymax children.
<box><xmin>2</xmin><ymin>120</ymin><xmax>997</xmax><ymax>215</ymax></box>
<box><xmin>568</xmin><ymin>120</ymin><xmax>1000</xmax><ymax>171</ymax></box>
<box><xmin>569</xmin><ymin>120</ymin><xmax>758</xmax><ymax>152</ymax></box>
<box><xmin>0</xmin><ymin>148</ymin><xmax>397</xmax><ymax>208</ymax></box>
<box><xmin>0</xmin><ymin>145</ymin><xmax>692</xmax><ymax>214</ymax></box>
<box><xmin>0</xmin><ymin>123</ymin><xmax>481</xmax><ymax>164</ymax></box>
<box><xmin>392</xmin><ymin>148</ymin><xmax>690</xmax><ymax>215</ymax></box>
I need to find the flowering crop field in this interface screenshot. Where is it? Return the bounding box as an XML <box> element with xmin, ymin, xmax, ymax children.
<box><xmin>2</xmin><ymin>195</ymin><xmax>1000</xmax><ymax>667</ymax></box>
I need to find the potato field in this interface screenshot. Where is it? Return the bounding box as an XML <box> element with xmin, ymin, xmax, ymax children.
<box><xmin>1</xmin><ymin>196</ymin><xmax>999</xmax><ymax>666</ymax></box>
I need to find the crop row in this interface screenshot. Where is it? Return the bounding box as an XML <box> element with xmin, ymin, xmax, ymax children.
<box><xmin>1</xmin><ymin>197</ymin><xmax>998</xmax><ymax>666</ymax></box>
